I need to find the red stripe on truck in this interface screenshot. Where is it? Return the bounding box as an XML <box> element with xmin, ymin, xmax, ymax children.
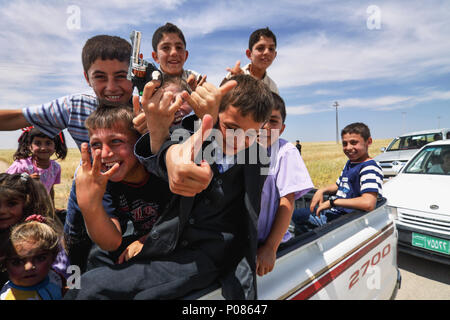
<box><xmin>290</xmin><ymin>224</ymin><xmax>394</xmax><ymax>300</ymax></box>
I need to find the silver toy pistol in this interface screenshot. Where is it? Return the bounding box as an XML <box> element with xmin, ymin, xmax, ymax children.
<box><xmin>127</xmin><ymin>30</ymin><xmax>163</xmax><ymax>96</ymax></box>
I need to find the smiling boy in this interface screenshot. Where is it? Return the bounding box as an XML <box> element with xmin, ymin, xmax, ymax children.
<box><xmin>226</xmin><ymin>27</ymin><xmax>279</xmax><ymax>94</ymax></box>
<box><xmin>293</xmin><ymin>122</ymin><xmax>383</xmax><ymax>229</ymax></box>
<box><xmin>151</xmin><ymin>23</ymin><xmax>201</xmax><ymax>87</ymax></box>
<box><xmin>0</xmin><ymin>35</ymin><xmax>134</xmax><ymax>272</ymax></box>
<box><xmin>65</xmin><ymin>75</ymin><xmax>273</xmax><ymax>300</ymax></box>
<box><xmin>76</xmin><ymin>105</ymin><xmax>171</xmax><ymax>268</ymax></box>
<box><xmin>256</xmin><ymin>93</ymin><xmax>313</xmax><ymax>277</ymax></box>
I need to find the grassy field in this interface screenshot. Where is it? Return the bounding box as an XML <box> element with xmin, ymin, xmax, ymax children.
<box><xmin>0</xmin><ymin>138</ymin><xmax>391</xmax><ymax>209</ymax></box>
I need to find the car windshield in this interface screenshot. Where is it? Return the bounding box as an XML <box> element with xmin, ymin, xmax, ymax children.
<box><xmin>386</xmin><ymin>133</ymin><xmax>442</xmax><ymax>151</ymax></box>
<box><xmin>403</xmin><ymin>145</ymin><xmax>450</xmax><ymax>175</ymax></box>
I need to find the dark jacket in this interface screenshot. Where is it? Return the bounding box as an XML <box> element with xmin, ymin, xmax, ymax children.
<box><xmin>134</xmin><ymin>116</ymin><xmax>268</xmax><ymax>299</ymax></box>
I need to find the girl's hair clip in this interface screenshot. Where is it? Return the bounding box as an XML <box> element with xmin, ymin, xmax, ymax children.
<box><xmin>20</xmin><ymin>172</ymin><xmax>29</xmax><ymax>182</ymax></box>
<box><xmin>21</xmin><ymin>126</ymin><xmax>34</xmax><ymax>133</ymax></box>
<box><xmin>18</xmin><ymin>126</ymin><xmax>34</xmax><ymax>142</ymax></box>
<box><xmin>25</xmin><ymin>214</ymin><xmax>46</xmax><ymax>223</ymax></box>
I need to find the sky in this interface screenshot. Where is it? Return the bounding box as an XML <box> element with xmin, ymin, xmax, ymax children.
<box><xmin>0</xmin><ymin>0</ymin><xmax>449</xmax><ymax>149</ymax></box>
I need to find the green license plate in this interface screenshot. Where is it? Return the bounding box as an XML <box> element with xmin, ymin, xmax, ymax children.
<box><xmin>412</xmin><ymin>233</ymin><xmax>450</xmax><ymax>255</ymax></box>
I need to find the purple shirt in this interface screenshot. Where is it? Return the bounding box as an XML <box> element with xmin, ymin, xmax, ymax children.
<box><xmin>258</xmin><ymin>139</ymin><xmax>314</xmax><ymax>243</ymax></box>
<box><xmin>6</xmin><ymin>157</ymin><xmax>61</xmax><ymax>194</ymax></box>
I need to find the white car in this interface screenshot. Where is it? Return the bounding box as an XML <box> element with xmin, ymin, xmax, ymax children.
<box><xmin>383</xmin><ymin>140</ymin><xmax>450</xmax><ymax>265</ymax></box>
<box><xmin>374</xmin><ymin>128</ymin><xmax>450</xmax><ymax>180</ymax></box>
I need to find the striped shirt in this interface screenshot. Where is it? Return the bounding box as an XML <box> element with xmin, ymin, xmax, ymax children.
<box><xmin>22</xmin><ymin>93</ymin><xmax>99</xmax><ymax>150</ymax></box>
<box><xmin>333</xmin><ymin>159</ymin><xmax>383</xmax><ymax>215</ymax></box>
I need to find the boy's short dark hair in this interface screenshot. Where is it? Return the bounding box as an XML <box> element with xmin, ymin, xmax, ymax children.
<box><xmin>271</xmin><ymin>92</ymin><xmax>286</xmax><ymax>123</ymax></box>
<box><xmin>220</xmin><ymin>75</ymin><xmax>273</xmax><ymax>123</ymax></box>
<box><xmin>85</xmin><ymin>104</ymin><xmax>139</xmax><ymax>139</ymax></box>
<box><xmin>82</xmin><ymin>35</ymin><xmax>131</xmax><ymax>74</ymax></box>
<box><xmin>162</xmin><ymin>74</ymin><xmax>192</xmax><ymax>94</ymax></box>
<box><xmin>341</xmin><ymin>122</ymin><xmax>371</xmax><ymax>141</ymax></box>
<box><xmin>249</xmin><ymin>27</ymin><xmax>277</xmax><ymax>50</ymax></box>
<box><xmin>152</xmin><ymin>22</ymin><xmax>187</xmax><ymax>51</ymax></box>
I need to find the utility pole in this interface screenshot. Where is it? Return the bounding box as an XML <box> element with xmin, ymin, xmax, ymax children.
<box><xmin>333</xmin><ymin>101</ymin><xmax>339</xmax><ymax>144</ymax></box>
<box><xmin>437</xmin><ymin>116</ymin><xmax>441</xmax><ymax>128</ymax></box>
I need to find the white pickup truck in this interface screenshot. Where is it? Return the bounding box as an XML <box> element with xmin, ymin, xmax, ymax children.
<box><xmin>187</xmin><ymin>190</ymin><xmax>401</xmax><ymax>300</ymax></box>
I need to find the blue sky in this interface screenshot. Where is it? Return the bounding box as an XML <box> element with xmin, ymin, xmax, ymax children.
<box><xmin>0</xmin><ymin>0</ymin><xmax>449</xmax><ymax>149</ymax></box>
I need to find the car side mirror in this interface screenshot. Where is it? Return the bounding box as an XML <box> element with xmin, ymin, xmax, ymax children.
<box><xmin>380</xmin><ymin>147</ymin><xmax>386</xmax><ymax>152</ymax></box>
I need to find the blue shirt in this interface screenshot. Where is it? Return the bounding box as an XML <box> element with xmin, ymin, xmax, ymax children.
<box><xmin>333</xmin><ymin>159</ymin><xmax>383</xmax><ymax>215</ymax></box>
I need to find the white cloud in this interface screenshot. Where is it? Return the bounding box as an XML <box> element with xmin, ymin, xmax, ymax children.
<box><xmin>286</xmin><ymin>105</ymin><xmax>324</xmax><ymax>115</ymax></box>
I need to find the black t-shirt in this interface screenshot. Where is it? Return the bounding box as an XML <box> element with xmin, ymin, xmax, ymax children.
<box><xmin>103</xmin><ymin>173</ymin><xmax>172</xmax><ymax>237</ymax></box>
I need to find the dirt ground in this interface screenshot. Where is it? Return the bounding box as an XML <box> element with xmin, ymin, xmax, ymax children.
<box><xmin>0</xmin><ymin>160</ymin><xmax>8</xmax><ymax>172</ymax></box>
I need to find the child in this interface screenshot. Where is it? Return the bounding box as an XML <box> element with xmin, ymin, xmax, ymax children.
<box><xmin>292</xmin><ymin>122</ymin><xmax>383</xmax><ymax>229</ymax></box>
<box><xmin>160</xmin><ymin>74</ymin><xmax>194</xmax><ymax>126</ymax></box>
<box><xmin>0</xmin><ymin>215</ymin><xmax>66</xmax><ymax>300</ymax></box>
<box><xmin>6</xmin><ymin>127</ymin><xmax>67</xmax><ymax>204</ymax></box>
<box><xmin>0</xmin><ymin>173</ymin><xmax>68</xmax><ymax>286</ymax></box>
<box><xmin>64</xmin><ymin>74</ymin><xmax>273</xmax><ymax>300</ymax></box>
<box><xmin>295</xmin><ymin>140</ymin><xmax>302</xmax><ymax>155</ymax></box>
<box><xmin>0</xmin><ymin>34</ymin><xmax>134</xmax><ymax>273</ymax></box>
<box><xmin>151</xmin><ymin>22</ymin><xmax>203</xmax><ymax>89</ymax></box>
<box><xmin>256</xmin><ymin>93</ymin><xmax>313</xmax><ymax>277</ymax></box>
<box><xmin>75</xmin><ymin>105</ymin><xmax>172</xmax><ymax>269</ymax></box>
<box><xmin>225</xmin><ymin>27</ymin><xmax>279</xmax><ymax>94</ymax></box>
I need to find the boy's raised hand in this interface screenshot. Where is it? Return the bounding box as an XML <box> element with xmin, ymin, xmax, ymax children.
<box><xmin>165</xmin><ymin>114</ymin><xmax>214</xmax><ymax>197</ymax></box>
<box><xmin>76</xmin><ymin>143</ymin><xmax>120</xmax><ymax>209</ymax></box>
<box><xmin>186</xmin><ymin>74</ymin><xmax>207</xmax><ymax>92</ymax></box>
<box><xmin>226</xmin><ymin>60</ymin><xmax>244</xmax><ymax>76</ymax></box>
<box><xmin>134</xmin><ymin>80</ymin><xmax>182</xmax><ymax>154</ymax></box>
<box><xmin>181</xmin><ymin>80</ymin><xmax>237</xmax><ymax>124</ymax></box>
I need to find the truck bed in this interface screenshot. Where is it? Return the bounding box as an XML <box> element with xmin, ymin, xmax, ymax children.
<box><xmin>186</xmin><ymin>191</ymin><xmax>400</xmax><ymax>300</ymax></box>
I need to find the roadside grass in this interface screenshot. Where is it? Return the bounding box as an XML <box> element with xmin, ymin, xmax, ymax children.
<box><xmin>301</xmin><ymin>139</ymin><xmax>391</xmax><ymax>188</ymax></box>
<box><xmin>0</xmin><ymin>138</ymin><xmax>391</xmax><ymax>208</ymax></box>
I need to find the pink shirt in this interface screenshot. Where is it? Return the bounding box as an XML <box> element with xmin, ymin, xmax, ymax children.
<box><xmin>6</xmin><ymin>157</ymin><xmax>61</xmax><ymax>193</ymax></box>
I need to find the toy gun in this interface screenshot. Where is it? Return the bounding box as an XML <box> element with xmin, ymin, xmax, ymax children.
<box><xmin>127</xmin><ymin>30</ymin><xmax>163</xmax><ymax>96</ymax></box>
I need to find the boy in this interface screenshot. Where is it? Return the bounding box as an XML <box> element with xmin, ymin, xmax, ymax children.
<box><xmin>226</xmin><ymin>27</ymin><xmax>279</xmax><ymax>94</ymax></box>
<box><xmin>75</xmin><ymin>105</ymin><xmax>172</xmax><ymax>268</ymax></box>
<box><xmin>151</xmin><ymin>22</ymin><xmax>202</xmax><ymax>89</ymax></box>
<box><xmin>0</xmin><ymin>35</ymin><xmax>132</xmax><ymax>143</ymax></box>
<box><xmin>256</xmin><ymin>93</ymin><xmax>313</xmax><ymax>277</ymax></box>
<box><xmin>0</xmin><ymin>35</ymin><xmax>134</xmax><ymax>272</ymax></box>
<box><xmin>64</xmin><ymin>75</ymin><xmax>273</xmax><ymax>300</ymax></box>
<box><xmin>292</xmin><ymin>122</ymin><xmax>383</xmax><ymax>229</ymax></box>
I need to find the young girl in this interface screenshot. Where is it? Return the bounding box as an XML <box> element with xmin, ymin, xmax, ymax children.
<box><xmin>6</xmin><ymin>126</ymin><xmax>67</xmax><ymax>204</ymax></box>
<box><xmin>0</xmin><ymin>173</ymin><xmax>69</xmax><ymax>286</ymax></box>
<box><xmin>0</xmin><ymin>215</ymin><xmax>66</xmax><ymax>300</ymax></box>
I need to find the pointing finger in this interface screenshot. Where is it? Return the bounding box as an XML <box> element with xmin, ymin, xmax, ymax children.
<box><xmin>133</xmin><ymin>95</ymin><xmax>142</xmax><ymax>116</ymax></box>
<box><xmin>91</xmin><ymin>149</ymin><xmax>102</xmax><ymax>174</ymax></box>
<box><xmin>80</xmin><ymin>143</ymin><xmax>91</xmax><ymax>169</ymax></box>
<box><xmin>142</xmin><ymin>80</ymin><xmax>160</xmax><ymax>103</ymax></box>
<box><xmin>168</xmin><ymin>94</ymin><xmax>183</xmax><ymax>115</ymax></box>
<box><xmin>219</xmin><ymin>79</ymin><xmax>237</xmax><ymax>97</ymax></box>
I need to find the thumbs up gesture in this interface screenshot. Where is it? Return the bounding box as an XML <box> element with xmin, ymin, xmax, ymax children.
<box><xmin>165</xmin><ymin>114</ymin><xmax>214</xmax><ymax>197</ymax></box>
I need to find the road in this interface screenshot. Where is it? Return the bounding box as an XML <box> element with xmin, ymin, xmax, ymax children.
<box><xmin>395</xmin><ymin>251</ymin><xmax>450</xmax><ymax>300</ymax></box>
